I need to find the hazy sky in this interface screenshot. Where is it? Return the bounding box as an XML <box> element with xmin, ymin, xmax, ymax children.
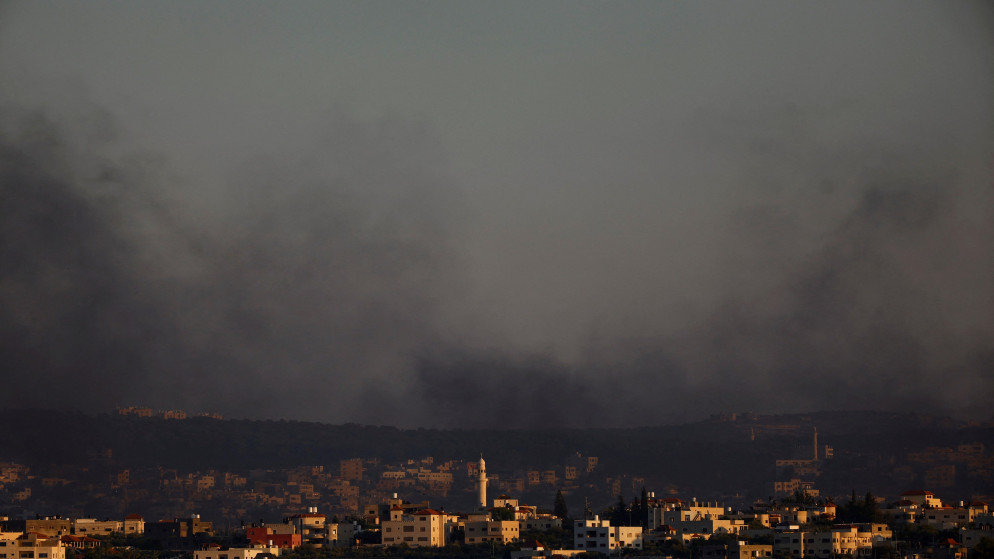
<box><xmin>1</xmin><ymin>2</ymin><xmax>992</xmax><ymax>427</ymax></box>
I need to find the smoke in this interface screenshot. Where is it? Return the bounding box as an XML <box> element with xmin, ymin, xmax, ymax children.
<box><xmin>409</xmin><ymin>100</ymin><xmax>994</xmax><ymax>426</ymax></box>
<box><xmin>0</xmin><ymin>103</ymin><xmax>466</xmax><ymax>424</ymax></box>
<box><xmin>1</xmin><ymin>2</ymin><xmax>992</xmax><ymax>428</ymax></box>
<box><xmin>2</xmin><ymin>98</ymin><xmax>992</xmax><ymax>427</ymax></box>
<box><xmin>593</xmin><ymin>106</ymin><xmax>994</xmax><ymax>420</ymax></box>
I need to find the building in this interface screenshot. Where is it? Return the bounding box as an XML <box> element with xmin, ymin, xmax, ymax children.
<box><xmin>145</xmin><ymin>515</ymin><xmax>213</xmax><ymax>546</ymax></box>
<box><xmin>0</xmin><ymin>532</ymin><xmax>67</xmax><ymax>559</ymax></box>
<box><xmin>702</xmin><ymin>541</ymin><xmax>772</xmax><ymax>559</ymax></box>
<box><xmin>194</xmin><ymin>543</ymin><xmax>278</xmax><ymax>559</ymax></box>
<box><xmin>285</xmin><ymin>508</ymin><xmax>327</xmax><ymax>546</ymax></box>
<box><xmin>72</xmin><ymin>519</ymin><xmax>122</xmax><ymax>536</ymax></box>
<box><xmin>511</xmin><ymin>540</ymin><xmax>586</xmax><ymax>559</ymax></box>
<box><xmin>521</xmin><ymin>517</ymin><xmax>562</xmax><ymax>531</ymax></box>
<box><xmin>13</xmin><ymin>519</ymin><xmax>72</xmax><ymax>538</ymax></box>
<box><xmin>921</xmin><ymin>503</ymin><xmax>987</xmax><ymax>529</ymax></box>
<box><xmin>59</xmin><ymin>535</ymin><xmax>101</xmax><ymax>550</ymax></box>
<box><xmin>478</xmin><ymin>457</ymin><xmax>488</xmax><ymax>511</ymax></box>
<box><xmin>900</xmin><ymin>490</ymin><xmax>942</xmax><ymax>509</ymax></box>
<box><xmin>340</xmin><ymin>459</ymin><xmax>364</xmax><ymax>481</ymax></box>
<box><xmin>463</xmin><ymin>520</ymin><xmax>519</xmax><ymax>544</ymax></box>
<box><xmin>773</xmin><ymin>524</ymin><xmax>890</xmax><ymax>558</ymax></box>
<box><xmin>573</xmin><ymin>516</ymin><xmax>643</xmax><ymax>553</ymax></box>
<box><xmin>381</xmin><ymin>508</ymin><xmax>450</xmax><ymax>547</ymax></box>
<box><xmin>648</xmin><ymin>498</ymin><xmax>743</xmax><ymax>541</ymax></box>
<box><xmin>123</xmin><ymin>514</ymin><xmax>145</xmax><ymax>535</ymax></box>
<box><xmin>244</xmin><ymin>527</ymin><xmax>301</xmax><ymax>550</ymax></box>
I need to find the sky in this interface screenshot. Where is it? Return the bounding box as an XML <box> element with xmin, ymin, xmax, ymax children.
<box><xmin>1</xmin><ymin>2</ymin><xmax>992</xmax><ymax>428</ymax></box>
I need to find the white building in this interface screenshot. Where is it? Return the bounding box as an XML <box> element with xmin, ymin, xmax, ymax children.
<box><xmin>0</xmin><ymin>532</ymin><xmax>67</xmax><ymax>559</ymax></box>
<box><xmin>478</xmin><ymin>457</ymin><xmax>488</xmax><ymax>511</ymax></box>
<box><xmin>381</xmin><ymin>508</ymin><xmax>451</xmax><ymax>547</ymax></box>
<box><xmin>773</xmin><ymin>524</ymin><xmax>889</xmax><ymax>558</ymax></box>
<box><xmin>573</xmin><ymin>516</ymin><xmax>643</xmax><ymax>553</ymax></box>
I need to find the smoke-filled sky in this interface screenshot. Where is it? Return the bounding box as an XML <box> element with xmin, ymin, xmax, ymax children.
<box><xmin>1</xmin><ymin>2</ymin><xmax>992</xmax><ymax>428</ymax></box>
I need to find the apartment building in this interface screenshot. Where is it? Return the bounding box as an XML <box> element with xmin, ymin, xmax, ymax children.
<box><xmin>648</xmin><ymin>498</ymin><xmax>743</xmax><ymax>541</ymax></box>
<box><xmin>463</xmin><ymin>520</ymin><xmax>519</xmax><ymax>544</ymax></box>
<box><xmin>2</xmin><ymin>519</ymin><xmax>72</xmax><ymax>538</ymax></box>
<box><xmin>244</xmin><ymin>526</ymin><xmax>301</xmax><ymax>549</ymax></box>
<box><xmin>286</xmin><ymin>508</ymin><xmax>327</xmax><ymax>546</ymax></box>
<box><xmin>72</xmin><ymin>519</ymin><xmax>122</xmax><ymax>536</ymax></box>
<box><xmin>521</xmin><ymin>517</ymin><xmax>562</xmax><ymax>531</ymax></box>
<box><xmin>649</xmin><ymin>498</ymin><xmax>726</xmax><ymax>527</ymax></box>
<box><xmin>774</xmin><ymin>524</ymin><xmax>889</xmax><ymax>558</ymax></box>
<box><xmin>573</xmin><ymin>516</ymin><xmax>643</xmax><ymax>553</ymax></box>
<box><xmin>381</xmin><ymin>508</ymin><xmax>450</xmax><ymax>547</ymax></box>
<box><xmin>921</xmin><ymin>503</ymin><xmax>988</xmax><ymax>529</ymax></box>
<box><xmin>0</xmin><ymin>532</ymin><xmax>66</xmax><ymax>559</ymax></box>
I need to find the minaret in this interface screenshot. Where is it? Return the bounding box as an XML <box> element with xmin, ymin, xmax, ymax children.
<box><xmin>813</xmin><ymin>427</ymin><xmax>819</xmax><ymax>461</ymax></box>
<box><xmin>478</xmin><ymin>455</ymin><xmax>488</xmax><ymax>510</ymax></box>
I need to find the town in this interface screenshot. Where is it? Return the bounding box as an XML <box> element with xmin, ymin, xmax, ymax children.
<box><xmin>2</xmin><ymin>474</ymin><xmax>993</xmax><ymax>559</ymax></box>
<box><xmin>1</xmin><ymin>409</ymin><xmax>993</xmax><ymax>558</ymax></box>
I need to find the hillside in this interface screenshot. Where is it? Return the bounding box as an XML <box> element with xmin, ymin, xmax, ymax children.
<box><xmin>0</xmin><ymin>409</ymin><xmax>991</xmax><ymax>519</ymax></box>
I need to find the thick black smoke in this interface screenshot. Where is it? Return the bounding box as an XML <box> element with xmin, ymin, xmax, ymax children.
<box><xmin>2</xmin><ymin>98</ymin><xmax>993</xmax><ymax>428</ymax></box>
<box><xmin>0</xmin><ymin>105</ymin><xmax>463</xmax><ymax>424</ymax></box>
<box><xmin>411</xmin><ymin>105</ymin><xmax>994</xmax><ymax>426</ymax></box>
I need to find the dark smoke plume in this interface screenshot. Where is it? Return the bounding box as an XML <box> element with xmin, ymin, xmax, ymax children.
<box><xmin>2</xmin><ymin>97</ymin><xmax>992</xmax><ymax>428</ymax></box>
<box><xmin>0</xmin><ymin>105</ymin><xmax>464</xmax><ymax>425</ymax></box>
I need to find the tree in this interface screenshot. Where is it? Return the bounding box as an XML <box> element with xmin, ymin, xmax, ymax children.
<box><xmin>971</xmin><ymin>537</ymin><xmax>994</xmax><ymax>559</ymax></box>
<box><xmin>492</xmin><ymin>506</ymin><xmax>515</xmax><ymax>521</ymax></box>
<box><xmin>624</xmin><ymin>487</ymin><xmax>653</xmax><ymax>528</ymax></box>
<box><xmin>836</xmin><ymin>491</ymin><xmax>885</xmax><ymax>524</ymax></box>
<box><xmin>610</xmin><ymin>495</ymin><xmax>628</xmax><ymax>526</ymax></box>
<box><xmin>554</xmin><ymin>490</ymin><xmax>569</xmax><ymax>520</ymax></box>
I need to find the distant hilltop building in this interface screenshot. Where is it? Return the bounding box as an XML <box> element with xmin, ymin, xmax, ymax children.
<box><xmin>116</xmin><ymin>407</ymin><xmax>222</xmax><ymax>420</ymax></box>
<box><xmin>773</xmin><ymin>426</ymin><xmax>833</xmax><ymax>497</ymax></box>
<box><xmin>117</xmin><ymin>406</ymin><xmax>154</xmax><ymax>417</ymax></box>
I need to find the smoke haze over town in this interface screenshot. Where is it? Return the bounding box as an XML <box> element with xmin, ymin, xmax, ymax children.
<box><xmin>1</xmin><ymin>2</ymin><xmax>992</xmax><ymax>428</ymax></box>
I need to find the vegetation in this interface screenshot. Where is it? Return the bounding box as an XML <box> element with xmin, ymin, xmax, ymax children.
<box><xmin>971</xmin><ymin>537</ymin><xmax>994</xmax><ymax>559</ymax></box>
<box><xmin>554</xmin><ymin>490</ymin><xmax>569</xmax><ymax>521</ymax></box>
<box><xmin>835</xmin><ymin>491</ymin><xmax>886</xmax><ymax>524</ymax></box>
